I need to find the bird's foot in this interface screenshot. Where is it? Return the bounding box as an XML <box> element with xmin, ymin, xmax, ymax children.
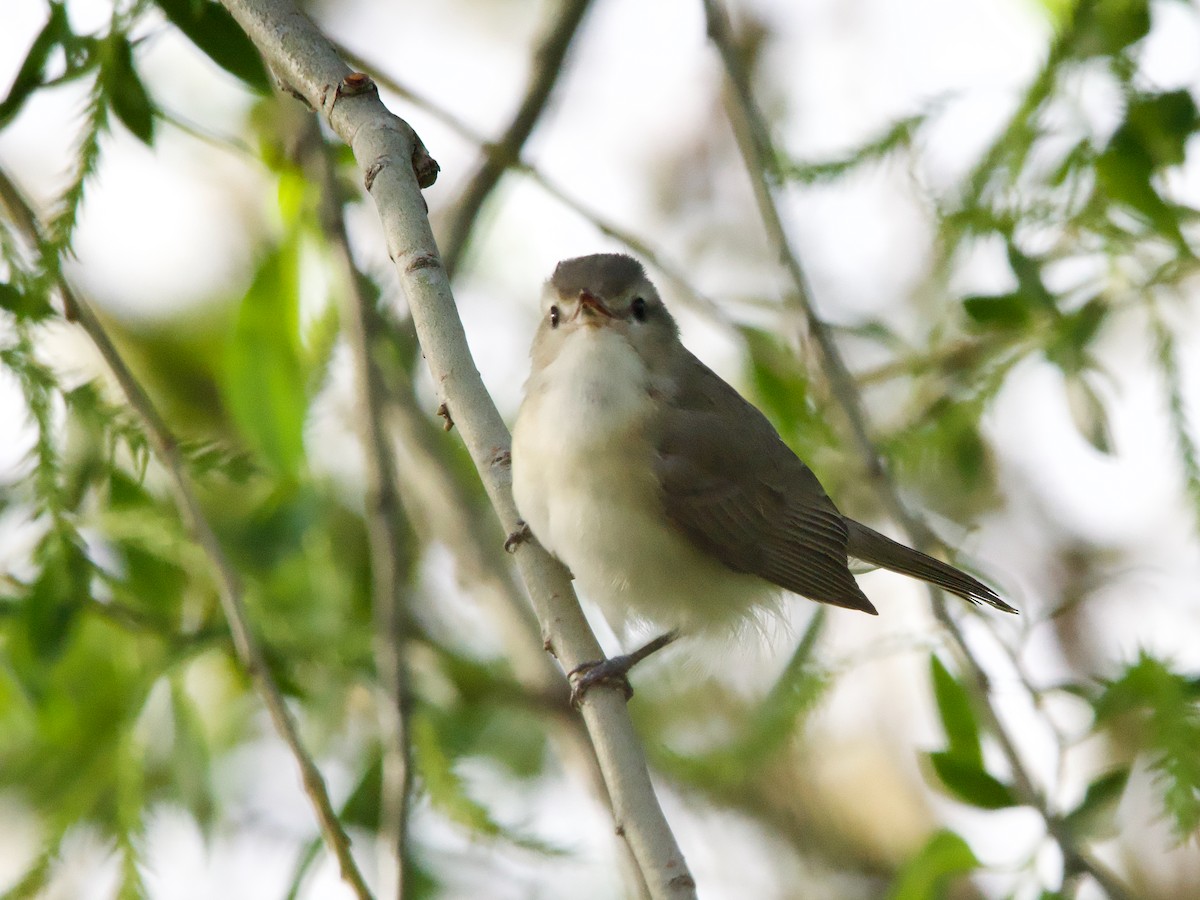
<box><xmin>504</xmin><ymin>521</ymin><xmax>532</xmax><ymax>553</ymax></box>
<box><xmin>568</xmin><ymin>631</ymin><xmax>678</xmax><ymax>708</ymax></box>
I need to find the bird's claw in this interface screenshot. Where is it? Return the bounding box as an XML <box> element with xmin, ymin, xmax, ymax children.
<box><xmin>504</xmin><ymin>521</ymin><xmax>532</xmax><ymax>553</ymax></box>
<box><xmin>566</xmin><ymin>631</ymin><xmax>679</xmax><ymax>708</ymax></box>
<box><xmin>569</xmin><ymin>658</ymin><xmax>635</xmax><ymax>708</ymax></box>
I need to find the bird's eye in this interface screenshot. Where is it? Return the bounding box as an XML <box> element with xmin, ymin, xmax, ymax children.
<box><xmin>549</xmin><ymin>305</ymin><xmax>560</xmax><ymax>328</ymax></box>
<box><xmin>631</xmin><ymin>297</ymin><xmax>648</xmax><ymax>322</ymax></box>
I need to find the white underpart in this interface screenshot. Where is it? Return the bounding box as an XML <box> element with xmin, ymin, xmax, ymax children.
<box><xmin>512</xmin><ymin>325</ymin><xmax>778</xmax><ymax>636</ymax></box>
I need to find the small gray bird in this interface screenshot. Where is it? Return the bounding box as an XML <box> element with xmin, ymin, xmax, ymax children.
<box><xmin>512</xmin><ymin>254</ymin><xmax>1013</xmax><ymax>695</ymax></box>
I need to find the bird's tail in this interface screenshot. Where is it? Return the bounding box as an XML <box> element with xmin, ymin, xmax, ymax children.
<box><xmin>844</xmin><ymin>519</ymin><xmax>1016</xmax><ymax>613</ymax></box>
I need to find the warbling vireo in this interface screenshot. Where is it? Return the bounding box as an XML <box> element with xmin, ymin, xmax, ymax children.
<box><xmin>512</xmin><ymin>254</ymin><xmax>1013</xmax><ymax>696</ymax></box>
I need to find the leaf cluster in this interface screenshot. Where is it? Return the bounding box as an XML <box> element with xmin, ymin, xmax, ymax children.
<box><xmin>1</xmin><ymin>15</ymin><xmax>558</xmax><ymax>887</ymax></box>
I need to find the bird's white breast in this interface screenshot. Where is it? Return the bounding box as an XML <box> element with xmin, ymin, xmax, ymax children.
<box><xmin>512</xmin><ymin>329</ymin><xmax>775</xmax><ymax>635</ymax></box>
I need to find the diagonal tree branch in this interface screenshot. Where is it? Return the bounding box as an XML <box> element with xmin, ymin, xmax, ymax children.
<box><xmin>700</xmin><ymin>0</ymin><xmax>909</xmax><ymax>521</ymax></box>
<box><xmin>217</xmin><ymin>1</ymin><xmax>695</xmax><ymax>896</ymax></box>
<box><xmin>308</xmin><ymin>131</ymin><xmax>643</xmax><ymax>891</ymax></box>
<box><xmin>700</xmin><ymin>2</ymin><xmax>1131</xmax><ymax>897</ymax></box>
<box><xmin>439</xmin><ymin>0</ymin><xmax>595</xmax><ymax>276</ymax></box>
<box><xmin>0</xmin><ymin>166</ymin><xmax>375</xmax><ymax>900</ymax></box>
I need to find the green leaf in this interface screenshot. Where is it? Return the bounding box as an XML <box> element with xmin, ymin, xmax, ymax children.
<box><xmin>116</xmin><ymin>841</ymin><xmax>146</xmax><ymax>900</ymax></box>
<box><xmin>647</xmin><ymin>611</ymin><xmax>831</xmax><ymax>792</ymax></box>
<box><xmin>889</xmin><ymin>396</ymin><xmax>995</xmax><ymax>516</ymax></box>
<box><xmin>21</xmin><ymin>533</ymin><xmax>91</xmax><ymax>668</ymax></box>
<box><xmin>930</xmin><ymin>655</ymin><xmax>981</xmax><ymax>765</ymax></box>
<box><xmin>1064</xmin><ymin>374</ymin><xmax>1114</xmax><ymax>454</ymax></box>
<box><xmin>741</xmin><ymin>326</ymin><xmax>837</xmax><ymax>461</ymax></box>
<box><xmin>888</xmin><ymin>829</ymin><xmax>979</xmax><ymax>900</ymax></box>
<box><xmin>738</xmin><ymin>608</ymin><xmax>829</xmax><ymax>762</ymax></box>
<box><xmin>1006</xmin><ymin>242</ymin><xmax>1055</xmax><ymax>311</ymax></box>
<box><xmin>0</xmin><ymin>612</ymin><xmax>164</xmax><ymax>833</ymax></box>
<box><xmin>101</xmin><ymin>35</ymin><xmax>155</xmax><ymax>144</ymax></box>
<box><xmin>339</xmin><ymin>754</ymin><xmax>382</xmax><ymax>832</ymax></box>
<box><xmin>777</xmin><ymin>114</ymin><xmax>924</xmax><ymax>184</ymax></box>
<box><xmin>1093</xmin><ymin>652</ymin><xmax>1200</xmax><ymax>838</ymax></box>
<box><xmin>167</xmin><ymin>676</ymin><xmax>217</xmax><ymax>829</ymax></box>
<box><xmin>1120</xmin><ymin>90</ymin><xmax>1199</xmax><ymax>171</ymax></box>
<box><xmin>927</xmin><ymin>752</ymin><xmax>1019</xmax><ymax>809</ymax></box>
<box><xmin>1063</xmin><ymin>767</ymin><xmax>1130</xmax><ymax>838</ymax></box>
<box><xmin>0</xmin><ymin>281</ymin><xmax>54</xmax><ymax>321</ymax></box>
<box><xmin>1046</xmin><ymin>298</ymin><xmax>1107</xmax><ymax>374</ymax></box>
<box><xmin>962</xmin><ymin>292</ymin><xmax>1033</xmax><ymax>331</ymax></box>
<box><xmin>1094</xmin><ymin>653</ymin><xmax>1183</xmax><ymax>719</ymax></box>
<box><xmin>1076</xmin><ymin>0</ymin><xmax>1151</xmax><ymax>57</ymax></box>
<box><xmin>1096</xmin><ymin>136</ymin><xmax>1185</xmax><ymax>245</ymax></box>
<box><xmin>224</xmin><ymin>242</ymin><xmax>307</xmax><ymax>476</ymax></box>
<box><xmin>429</xmin><ymin>648</ymin><xmax>551</xmax><ymax>778</ymax></box>
<box><xmin>155</xmin><ymin>0</ymin><xmax>271</xmax><ymax>92</ymax></box>
<box><xmin>1151</xmin><ymin>313</ymin><xmax>1200</xmax><ymax>529</ymax></box>
<box><xmin>412</xmin><ymin>711</ymin><xmax>560</xmax><ymax>853</ymax></box>
<box><xmin>0</xmin><ymin>2</ymin><xmax>70</xmax><ymax>127</ymax></box>
<box><xmin>2</xmin><ymin>849</ymin><xmax>54</xmax><ymax>900</ymax></box>
<box><xmin>1094</xmin><ymin>89</ymin><xmax>1197</xmax><ymax>246</ymax></box>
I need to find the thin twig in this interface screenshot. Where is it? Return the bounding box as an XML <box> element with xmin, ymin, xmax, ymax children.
<box><xmin>439</xmin><ymin>0</ymin><xmax>594</xmax><ymax>276</ymax></box>
<box><xmin>0</xmin><ymin>166</ymin><xmax>375</xmax><ymax>900</ymax></box>
<box><xmin>700</xmin><ymin>0</ymin><xmax>925</xmax><ymax>535</ymax></box>
<box><xmin>305</xmin><ymin>123</ymin><xmax>414</xmax><ymax>898</ymax></box>
<box><xmin>700</xmin><ymin>2</ymin><xmax>1131</xmax><ymax>897</ymax></box>
<box><xmin>218</xmin><ymin>1</ymin><xmax>695</xmax><ymax>895</ymax></box>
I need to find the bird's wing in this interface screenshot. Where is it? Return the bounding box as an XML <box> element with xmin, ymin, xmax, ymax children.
<box><xmin>653</xmin><ymin>350</ymin><xmax>877</xmax><ymax>614</ymax></box>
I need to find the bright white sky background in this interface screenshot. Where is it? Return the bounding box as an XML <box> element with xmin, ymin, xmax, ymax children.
<box><xmin>2</xmin><ymin>0</ymin><xmax>1200</xmax><ymax>897</ymax></box>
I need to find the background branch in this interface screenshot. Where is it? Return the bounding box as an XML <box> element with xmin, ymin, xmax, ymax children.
<box><xmin>701</xmin><ymin>1</ymin><xmax>1132</xmax><ymax>897</ymax></box>
<box><xmin>304</xmin><ymin>123</ymin><xmax>413</xmax><ymax>898</ymax></box>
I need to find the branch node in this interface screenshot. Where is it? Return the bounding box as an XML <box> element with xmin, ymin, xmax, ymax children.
<box><xmin>339</xmin><ymin>71</ymin><xmax>377</xmax><ymax>97</ymax></box>
<box><xmin>404</xmin><ymin>253</ymin><xmax>441</xmax><ymax>274</ymax></box>
<box><xmin>669</xmin><ymin>874</ymin><xmax>697</xmax><ymax>890</ymax></box>
<box><xmin>436</xmin><ymin>401</ymin><xmax>454</xmax><ymax>431</ymax></box>
<box><xmin>328</xmin><ymin>72</ymin><xmax>378</xmax><ymax>120</ymax></box>
<box><xmin>412</xmin><ymin>137</ymin><xmax>440</xmax><ymax>189</ymax></box>
<box><xmin>282</xmin><ymin>82</ymin><xmax>312</xmax><ymax>109</ymax></box>
<box><xmin>364</xmin><ymin>156</ymin><xmax>387</xmax><ymax>192</ymax></box>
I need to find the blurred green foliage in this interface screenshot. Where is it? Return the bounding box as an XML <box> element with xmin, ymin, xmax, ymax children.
<box><xmin>1093</xmin><ymin>652</ymin><xmax>1200</xmax><ymax>837</ymax></box>
<box><xmin>887</xmin><ymin>830</ymin><xmax>979</xmax><ymax>900</ymax></box>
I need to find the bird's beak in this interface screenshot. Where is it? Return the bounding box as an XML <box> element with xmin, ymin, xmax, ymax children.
<box><xmin>574</xmin><ymin>290</ymin><xmax>614</xmax><ymax>324</ymax></box>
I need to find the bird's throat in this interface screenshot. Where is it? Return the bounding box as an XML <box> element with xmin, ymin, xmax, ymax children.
<box><xmin>531</xmin><ymin>328</ymin><xmax>654</xmax><ymax>444</ymax></box>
